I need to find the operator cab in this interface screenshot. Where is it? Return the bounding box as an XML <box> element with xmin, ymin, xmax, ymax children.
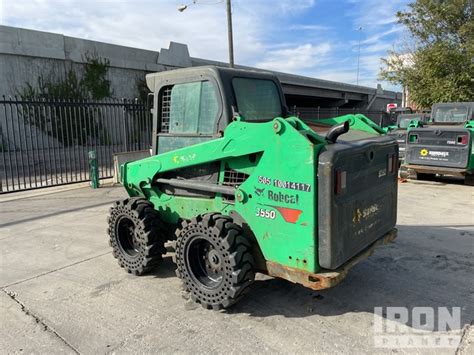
<box><xmin>146</xmin><ymin>66</ymin><xmax>288</xmax><ymax>154</ymax></box>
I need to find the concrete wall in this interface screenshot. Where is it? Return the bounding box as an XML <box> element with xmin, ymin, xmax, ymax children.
<box><xmin>0</xmin><ymin>25</ymin><xmax>401</xmax><ymax>108</ymax></box>
<box><xmin>0</xmin><ymin>26</ymin><xmax>173</xmax><ymax>98</ymax></box>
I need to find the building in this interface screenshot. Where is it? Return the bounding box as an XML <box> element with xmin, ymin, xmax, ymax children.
<box><xmin>0</xmin><ymin>25</ymin><xmax>401</xmax><ymax>111</ymax></box>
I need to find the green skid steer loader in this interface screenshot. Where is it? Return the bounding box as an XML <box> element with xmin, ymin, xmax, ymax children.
<box><xmin>107</xmin><ymin>66</ymin><xmax>398</xmax><ymax>310</ymax></box>
<box><xmin>402</xmin><ymin>102</ymin><xmax>474</xmax><ymax>184</ymax></box>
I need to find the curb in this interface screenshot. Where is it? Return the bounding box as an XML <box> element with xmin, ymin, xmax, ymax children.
<box><xmin>0</xmin><ymin>179</ymin><xmax>117</xmax><ymax>203</ymax></box>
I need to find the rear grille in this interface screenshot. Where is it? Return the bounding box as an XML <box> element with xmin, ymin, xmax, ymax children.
<box><xmin>160</xmin><ymin>86</ymin><xmax>172</xmax><ymax>133</ymax></box>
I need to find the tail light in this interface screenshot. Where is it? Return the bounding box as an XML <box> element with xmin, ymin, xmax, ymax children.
<box><xmin>457</xmin><ymin>135</ymin><xmax>468</xmax><ymax>145</ymax></box>
<box><xmin>335</xmin><ymin>170</ymin><xmax>347</xmax><ymax>194</ymax></box>
<box><xmin>388</xmin><ymin>153</ymin><xmax>397</xmax><ymax>174</ymax></box>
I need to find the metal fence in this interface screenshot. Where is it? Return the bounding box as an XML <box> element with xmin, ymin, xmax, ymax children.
<box><xmin>0</xmin><ymin>97</ymin><xmax>392</xmax><ymax>194</ymax></box>
<box><xmin>0</xmin><ymin>97</ymin><xmax>151</xmax><ymax>193</ymax></box>
<box><xmin>292</xmin><ymin>107</ymin><xmax>391</xmax><ymax>127</ymax></box>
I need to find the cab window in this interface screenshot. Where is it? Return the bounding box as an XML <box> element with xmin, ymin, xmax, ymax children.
<box><xmin>232</xmin><ymin>78</ymin><xmax>282</xmax><ymax>120</ymax></box>
<box><xmin>159</xmin><ymin>81</ymin><xmax>219</xmax><ymax>134</ymax></box>
<box><xmin>398</xmin><ymin>115</ymin><xmax>422</xmax><ymax>128</ymax></box>
<box><xmin>433</xmin><ymin>106</ymin><xmax>468</xmax><ymax>123</ymax></box>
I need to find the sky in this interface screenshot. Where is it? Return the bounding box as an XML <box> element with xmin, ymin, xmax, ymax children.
<box><xmin>0</xmin><ymin>0</ymin><xmax>412</xmax><ymax>90</ymax></box>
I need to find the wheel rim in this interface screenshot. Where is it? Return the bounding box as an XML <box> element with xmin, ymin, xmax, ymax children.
<box><xmin>186</xmin><ymin>236</ymin><xmax>224</xmax><ymax>289</ymax></box>
<box><xmin>116</xmin><ymin>216</ymin><xmax>139</xmax><ymax>257</ymax></box>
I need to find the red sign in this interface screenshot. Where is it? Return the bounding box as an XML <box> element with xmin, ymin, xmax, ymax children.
<box><xmin>386</xmin><ymin>103</ymin><xmax>397</xmax><ymax>112</ymax></box>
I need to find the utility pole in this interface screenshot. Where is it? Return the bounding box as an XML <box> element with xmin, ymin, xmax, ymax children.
<box><xmin>226</xmin><ymin>0</ymin><xmax>234</xmax><ymax>68</ymax></box>
<box><xmin>356</xmin><ymin>26</ymin><xmax>362</xmax><ymax>85</ymax></box>
<box><xmin>179</xmin><ymin>0</ymin><xmax>235</xmax><ymax>68</ymax></box>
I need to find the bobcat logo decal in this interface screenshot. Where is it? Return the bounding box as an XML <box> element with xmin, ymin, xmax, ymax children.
<box><xmin>254</xmin><ymin>187</ymin><xmax>265</xmax><ymax>196</ymax></box>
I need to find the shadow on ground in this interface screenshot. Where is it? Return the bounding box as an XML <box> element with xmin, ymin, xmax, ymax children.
<box><xmin>149</xmin><ymin>224</ymin><xmax>473</xmax><ymax>331</ymax></box>
<box><xmin>149</xmin><ymin>256</ymin><xmax>177</xmax><ymax>279</ymax></box>
<box><xmin>0</xmin><ymin>200</ymin><xmax>118</xmax><ymax>228</ymax></box>
<box><xmin>405</xmin><ymin>174</ymin><xmax>467</xmax><ymax>186</ymax></box>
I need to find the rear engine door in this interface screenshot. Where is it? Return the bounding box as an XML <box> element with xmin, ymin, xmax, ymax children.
<box><xmin>317</xmin><ymin>136</ymin><xmax>398</xmax><ymax>270</ymax></box>
<box><xmin>405</xmin><ymin>127</ymin><xmax>471</xmax><ymax>168</ymax></box>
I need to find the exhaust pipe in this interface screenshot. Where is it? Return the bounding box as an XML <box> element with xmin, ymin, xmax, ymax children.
<box><xmin>326</xmin><ymin>121</ymin><xmax>349</xmax><ymax>143</ymax></box>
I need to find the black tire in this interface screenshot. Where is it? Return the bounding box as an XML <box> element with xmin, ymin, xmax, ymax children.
<box><xmin>107</xmin><ymin>198</ymin><xmax>166</xmax><ymax>275</ymax></box>
<box><xmin>174</xmin><ymin>213</ymin><xmax>255</xmax><ymax>310</ymax></box>
<box><xmin>416</xmin><ymin>172</ymin><xmax>436</xmax><ymax>181</ymax></box>
<box><xmin>465</xmin><ymin>174</ymin><xmax>474</xmax><ymax>186</ymax></box>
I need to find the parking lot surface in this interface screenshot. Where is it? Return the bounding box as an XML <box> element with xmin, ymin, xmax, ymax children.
<box><xmin>1</xmin><ymin>179</ymin><xmax>473</xmax><ymax>354</ymax></box>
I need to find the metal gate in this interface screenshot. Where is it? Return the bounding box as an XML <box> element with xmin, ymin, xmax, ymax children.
<box><xmin>0</xmin><ymin>97</ymin><xmax>151</xmax><ymax>193</ymax></box>
<box><xmin>1</xmin><ymin>98</ymin><xmax>390</xmax><ymax>194</ymax></box>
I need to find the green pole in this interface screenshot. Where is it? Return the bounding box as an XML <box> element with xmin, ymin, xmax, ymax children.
<box><xmin>88</xmin><ymin>150</ymin><xmax>99</xmax><ymax>189</ymax></box>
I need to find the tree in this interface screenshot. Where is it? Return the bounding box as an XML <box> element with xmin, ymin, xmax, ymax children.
<box><xmin>18</xmin><ymin>52</ymin><xmax>112</xmax><ymax>100</ymax></box>
<box><xmin>17</xmin><ymin>53</ymin><xmax>113</xmax><ymax>146</ymax></box>
<box><xmin>380</xmin><ymin>0</ymin><xmax>473</xmax><ymax>107</ymax></box>
<box><xmin>81</xmin><ymin>53</ymin><xmax>112</xmax><ymax>100</ymax></box>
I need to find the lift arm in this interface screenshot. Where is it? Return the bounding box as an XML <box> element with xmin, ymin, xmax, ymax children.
<box><xmin>122</xmin><ymin>117</ymin><xmax>325</xmax><ymax>198</ymax></box>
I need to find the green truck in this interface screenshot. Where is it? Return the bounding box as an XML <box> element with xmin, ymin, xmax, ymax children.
<box><xmin>108</xmin><ymin>66</ymin><xmax>398</xmax><ymax>309</ymax></box>
<box><xmin>402</xmin><ymin>102</ymin><xmax>474</xmax><ymax>185</ymax></box>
